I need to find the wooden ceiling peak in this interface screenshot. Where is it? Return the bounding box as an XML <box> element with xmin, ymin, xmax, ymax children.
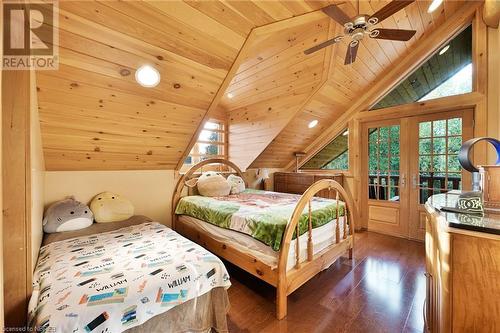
<box><xmin>38</xmin><ymin>0</ymin><xmax>333</xmax><ymax>171</ymax></box>
<box><xmin>250</xmin><ymin>0</ymin><xmax>472</xmax><ymax>169</ymax></box>
<box><xmin>37</xmin><ymin>1</ymin><xmax>473</xmax><ymax>171</ymax></box>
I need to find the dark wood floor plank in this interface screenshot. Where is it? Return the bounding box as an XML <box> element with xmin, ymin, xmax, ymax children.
<box><xmin>227</xmin><ymin>231</ymin><xmax>425</xmax><ymax>333</ymax></box>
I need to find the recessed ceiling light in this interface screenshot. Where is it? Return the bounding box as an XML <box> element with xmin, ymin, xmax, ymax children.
<box><xmin>343</xmin><ymin>130</ymin><xmax>349</xmax><ymax>136</ymax></box>
<box><xmin>135</xmin><ymin>65</ymin><xmax>160</xmax><ymax>88</ymax></box>
<box><xmin>308</xmin><ymin>120</ymin><xmax>318</xmax><ymax>128</ymax></box>
<box><xmin>427</xmin><ymin>0</ymin><xmax>443</xmax><ymax>13</ymax></box>
<box><xmin>227</xmin><ymin>92</ymin><xmax>234</xmax><ymax>99</ymax></box>
<box><xmin>438</xmin><ymin>45</ymin><xmax>450</xmax><ymax>55</ymax></box>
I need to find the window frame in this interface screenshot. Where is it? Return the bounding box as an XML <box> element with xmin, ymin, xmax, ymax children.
<box><xmin>299</xmin><ymin>126</ymin><xmax>351</xmax><ymax>174</ymax></box>
<box><xmin>183</xmin><ymin>119</ymin><xmax>227</xmax><ymax>169</ymax></box>
<box><xmin>369</xmin><ymin>24</ymin><xmax>473</xmax><ymax>111</ymax></box>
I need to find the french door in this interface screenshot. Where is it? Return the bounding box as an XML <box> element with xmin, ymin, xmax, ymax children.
<box><xmin>407</xmin><ymin>110</ymin><xmax>473</xmax><ymax>240</ymax></box>
<box><xmin>362</xmin><ymin>109</ymin><xmax>473</xmax><ymax>240</ymax></box>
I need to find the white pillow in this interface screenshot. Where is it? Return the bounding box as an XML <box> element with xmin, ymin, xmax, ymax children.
<box><xmin>196</xmin><ymin>172</ymin><xmax>231</xmax><ymax>197</ymax></box>
<box><xmin>227</xmin><ymin>174</ymin><xmax>245</xmax><ymax>194</ymax></box>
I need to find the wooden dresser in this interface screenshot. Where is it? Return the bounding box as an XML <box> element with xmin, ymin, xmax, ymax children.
<box><xmin>274</xmin><ymin>172</ymin><xmax>343</xmax><ymax>198</ymax></box>
<box><xmin>424</xmin><ymin>193</ymin><xmax>500</xmax><ymax>332</ymax></box>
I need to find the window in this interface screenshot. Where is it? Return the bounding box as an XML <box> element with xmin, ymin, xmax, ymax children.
<box><xmin>301</xmin><ymin>129</ymin><xmax>348</xmax><ymax>170</ymax></box>
<box><xmin>371</xmin><ymin>25</ymin><xmax>472</xmax><ymax>110</ymax></box>
<box><xmin>185</xmin><ymin>120</ymin><xmax>226</xmax><ymax>167</ymax></box>
<box><xmin>368</xmin><ymin>126</ymin><xmax>400</xmax><ymax>201</ymax></box>
<box><xmin>417</xmin><ymin>118</ymin><xmax>463</xmax><ymax>204</ymax></box>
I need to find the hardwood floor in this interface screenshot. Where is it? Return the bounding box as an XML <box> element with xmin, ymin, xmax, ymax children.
<box><xmin>226</xmin><ymin>231</ymin><xmax>425</xmax><ymax>333</ymax></box>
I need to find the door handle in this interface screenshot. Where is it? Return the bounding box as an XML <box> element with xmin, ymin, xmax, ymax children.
<box><xmin>400</xmin><ymin>174</ymin><xmax>406</xmax><ymax>187</ymax></box>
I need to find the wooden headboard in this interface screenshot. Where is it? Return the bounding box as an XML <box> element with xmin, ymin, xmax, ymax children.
<box><xmin>171</xmin><ymin>158</ymin><xmax>246</xmax><ymax>228</ymax></box>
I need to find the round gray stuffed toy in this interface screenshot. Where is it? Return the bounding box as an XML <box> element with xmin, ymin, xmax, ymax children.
<box><xmin>43</xmin><ymin>197</ymin><xmax>94</xmax><ymax>233</ymax></box>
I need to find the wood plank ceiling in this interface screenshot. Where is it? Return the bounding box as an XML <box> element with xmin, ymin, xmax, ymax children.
<box><xmin>37</xmin><ymin>0</ymin><xmax>332</xmax><ymax>170</ymax></box>
<box><xmin>36</xmin><ymin>0</ymin><xmax>468</xmax><ymax>171</ymax></box>
<box><xmin>249</xmin><ymin>0</ymin><xmax>467</xmax><ymax>169</ymax></box>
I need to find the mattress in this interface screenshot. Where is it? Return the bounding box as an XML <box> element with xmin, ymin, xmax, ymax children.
<box><xmin>175</xmin><ymin>189</ymin><xmax>346</xmax><ymax>251</ymax></box>
<box><xmin>178</xmin><ymin>215</ymin><xmax>347</xmax><ymax>271</ymax></box>
<box><xmin>29</xmin><ymin>222</ymin><xmax>231</xmax><ymax>333</ymax></box>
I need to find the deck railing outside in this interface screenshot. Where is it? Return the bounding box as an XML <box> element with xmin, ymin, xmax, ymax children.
<box><xmin>368</xmin><ymin>174</ymin><xmax>461</xmax><ymax>203</ymax></box>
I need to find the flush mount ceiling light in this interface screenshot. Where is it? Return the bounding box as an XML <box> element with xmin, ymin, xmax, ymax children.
<box><xmin>308</xmin><ymin>120</ymin><xmax>318</xmax><ymax>128</ymax></box>
<box><xmin>135</xmin><ymin>65</ymin><xmax>160</xmax><ymax>88</ymax></box>
<box><xmin>227</xmin><ymin>92</ymin><xmax>234</xmax><ymax>99</ymax></box>
<box><xmin>439</xmin><ymin>44</ymin><xmax>450</xmax><ymax>55</ymax></box>
<box><xmin>427</xmin><ymin>0</ymin><xmax>443</xmax><ymax>13</ymax></box>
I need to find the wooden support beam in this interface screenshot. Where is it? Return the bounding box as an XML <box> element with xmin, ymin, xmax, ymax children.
<box><xmin>2</xmin><ymin>69</ymin><xmax>32</xmax><ymax>328</ymax></box>
<box><xmin>283</xmin><ymin>1</ymin><xmax>481</xmax><ymax>171</ymax></box>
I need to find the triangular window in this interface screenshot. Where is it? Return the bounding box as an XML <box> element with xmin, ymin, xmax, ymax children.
<box><xmin>301</xmin><ymin>129</ymin><xmax>349</xmax><ymax>170</ymax></box>
<box><xmin>371</xmin><ymin>25</ymin><xmax>472</xmax><ymax>111</ymax></box>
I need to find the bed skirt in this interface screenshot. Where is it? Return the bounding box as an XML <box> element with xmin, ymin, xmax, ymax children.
<box><xmin>125</xmin><ymin>287</ymin><xmax>230</xmax><ymax>333</ymax></box>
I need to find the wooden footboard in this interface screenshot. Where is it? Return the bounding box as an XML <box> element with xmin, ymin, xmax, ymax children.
<box><xmin>276</xmin><ymin>178</ymin><xmax>355</xmax><ymax>319</ymax></box>
<box><xmin>172</xmin><ymin>159</ymin><xmax>355</xmax><ymax>320</ymax></box>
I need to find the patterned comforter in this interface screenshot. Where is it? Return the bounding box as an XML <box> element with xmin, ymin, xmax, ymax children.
<box><xmin>28</xmin><ymin>222</ymin><xmax>231</xmax><ymax>333</ymax></box>
<box><xmin>175</xmin><ymin>189</ymin><xmax>345</xmax><ymax>251</ymax></box>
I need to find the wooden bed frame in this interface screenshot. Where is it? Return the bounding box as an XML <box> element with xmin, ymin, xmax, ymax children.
<box><xmin>172</xmin><ymin>158</ymin><xmax>355</xmax><ymax>319</ymax></box>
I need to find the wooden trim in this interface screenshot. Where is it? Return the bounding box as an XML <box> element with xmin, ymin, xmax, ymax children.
<box><xmin>283</xmin><ymin>1</ymin><xmax>481</xmax><ymax>172</ymax></box>
<box><xmin>472</xmin><ymin>8</ymin><xmax>489</xmax><ymax>166</ymax></box>
<box><xmin>356</xmin><ymin>92</ymin><xmax>485</xmax><ymax>123</ymax></box>
<box><xmin>172</xmin><ymin>159</ymin><xmax>355</xmax><ymax>320</ymax></box>
<box><xmin>174</xmin><ymin>28</ymin><xmax>259</xmax><ymax>170</ymax></box>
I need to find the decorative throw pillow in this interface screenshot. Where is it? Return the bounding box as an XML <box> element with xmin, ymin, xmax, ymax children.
<box><xmin>227</xmin><ymin>174</ymin><xmax>245</xmax><ymax>194</ymax></box>
<box><xmin>90</xmin><ymin>192</ymin><xmax>134</xmax><ymax>223</ymax></box>
<box><xmin>196</xmin><ymin>171</ymin><xmax>231</xmax><ymax>197</ymax></box>
<box><xmin>43</xmin><ymin>197</ymin><xmax>94</xmax><ymax>233</ymax></box>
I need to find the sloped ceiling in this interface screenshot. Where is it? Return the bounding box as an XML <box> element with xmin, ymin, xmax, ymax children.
<box><xmin>37</xmin><ymin>0</ymin><xmax>332</xmax><ymax>170</ymax></box>
<box><xmin>37</xmin><ymin>0</ymin><xmax>468</xmax><ymax>171</ymax></box>
<box><xmin>249</xmin><ymin>0</ymin><xmax>467</xmax><ymax>169</ymax></box>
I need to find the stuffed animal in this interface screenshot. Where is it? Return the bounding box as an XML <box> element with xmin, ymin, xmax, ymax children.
<box><xmin>43</xmin><ymin>197</ymin><xmax>94</xmax><ymax>233</ymax></box>
<box><xmin>227</xmin><ymin>174</ymin><xmax>245</xmax><ymax>194</ymax></box>
<box><xmin>90</xmin><ymin>192</ymin><xmax>134</xmax><ymax>223</ymax></box>
<box><xmin>187</xmin><ymin>171</ymin><xmax>231</xmax><ymax>197</ymax></box>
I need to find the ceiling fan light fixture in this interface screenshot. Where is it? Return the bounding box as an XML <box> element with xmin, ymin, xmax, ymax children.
<box><xmin>135</xmin><ymin>65</ymin><xmax>160</xmax><ymax>88</ymax></box>
<box><xmin>308</xmin><ymin>120</ymin><xmax>318</xmax><ymax>129</ymax></box>
<box><xmin>439</xmin><ymin>45</ymin><xmax>450</xmax><ymax>55</ymax></box>
<box><xmin>427</xmin><ymin>0</ymin><xmax>443</xmax><ymax>13</ymax></box>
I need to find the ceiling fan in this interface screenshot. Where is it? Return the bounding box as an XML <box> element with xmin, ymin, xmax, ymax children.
<box><xmin>304</xmin><ymin>0</ymin><xmax>417</xmax><ymax>65</ymax></box>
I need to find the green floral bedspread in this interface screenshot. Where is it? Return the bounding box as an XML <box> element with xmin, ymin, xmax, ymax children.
<box><xmin>175</xmin><ymin>189</ymin><xmax>345</xmax><ymax>251</ymax></box>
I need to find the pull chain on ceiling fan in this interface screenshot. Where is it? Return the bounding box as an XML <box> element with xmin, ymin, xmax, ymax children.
<box><xmin>304</xmin><ymin>0</ymin><xmax>417</xmax><ymax>65</ymax></box>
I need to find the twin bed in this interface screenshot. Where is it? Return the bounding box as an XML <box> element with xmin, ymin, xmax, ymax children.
<box><xmin>29</xmin><ymin>158</ymin><xmax>355</xmax><ymax>332</ymax></box>
<box><xmin>173</xmin><ymin>159</ymin><xmax>355</xmax><ymax>320</ymax></box>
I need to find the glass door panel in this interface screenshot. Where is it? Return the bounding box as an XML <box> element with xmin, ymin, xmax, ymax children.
<box><xmin>409</xmin><ymin>109</ymin><xmax>473</xmax><ymax>241</ymax></box>
<box><xmin>417</xmin><ymin>117</ymin><xmax>463</xmax><ymax>204</ymax></box>
<box><xmin>368</xmin><ymin>125</ymin><xmax>400</xmax><ymax>201</ymax></box>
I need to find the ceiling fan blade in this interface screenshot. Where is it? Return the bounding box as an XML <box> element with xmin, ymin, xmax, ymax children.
<box><xmin>369</xmin><ymin>0</ymin><xmax>414</xmax><ymax>24</ymax></box>
<box><xmin>304</xmin><ymin>36</ymin><xmax>342</xmax><ymax>55</ymax></box>
<box><xmin>344</xmin><ymin>42</ymin><xmax>359</xmax><ymax>65</ymax></box>
<box><xmin>371</xmin><ymin>28</ymin><xmax>416</xmax><ymax>41</ymax></box>
<box><xmin>322</xmin><ymin>4</ymin><xmax>351</xmax><ymax>25</ymax></box>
